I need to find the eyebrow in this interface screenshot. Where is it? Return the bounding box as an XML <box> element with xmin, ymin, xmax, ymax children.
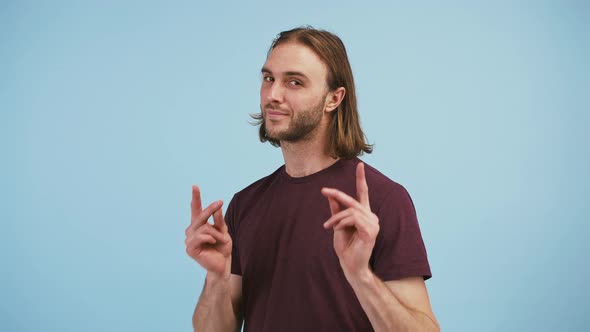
<box><xmin>261</xmin><ymin>67</ymin><xmax>309</xmax><ymax>80</ymax></box>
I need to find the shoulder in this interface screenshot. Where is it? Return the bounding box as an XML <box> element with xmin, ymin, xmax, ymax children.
<box><xmin>236</xmin><ymin>166</ymin><xmax>282</xmax><ymax>196</ymax></box>
<box><xmin>227</xmin><ymin>165</ymin><xmax>284</xmax><ymax>213</ymax></box>
<box><xmin>360</xmin><ymin>160</ymin><xmax>414</xmax><ymax>213</ymax></box>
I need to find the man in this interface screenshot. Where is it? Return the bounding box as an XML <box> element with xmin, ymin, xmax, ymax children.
<box><xmin>185</xmin><ymin>27</ymin><xmax>439</xmax><ymax>332</ymax></box>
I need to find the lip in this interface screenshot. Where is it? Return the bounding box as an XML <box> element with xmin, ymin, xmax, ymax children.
<box><xmin>266</xmin><ymin>110</ymin><xmax>288</xmax><ymax>118</ymax></box>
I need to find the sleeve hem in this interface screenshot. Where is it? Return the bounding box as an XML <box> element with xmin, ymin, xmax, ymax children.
<box><xmin>375</xmin><ymin>265</ymin><xmax>432</xmax><ymax>282</ymax></box>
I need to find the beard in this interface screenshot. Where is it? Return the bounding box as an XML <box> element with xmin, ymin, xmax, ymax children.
<box><xmin>262</xmin><ymin>96</ymin><xmax>326</xmax><ymax>143</ymax></box>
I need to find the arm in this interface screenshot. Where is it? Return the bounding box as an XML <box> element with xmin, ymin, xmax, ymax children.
<box><xmin>185</xmin><ymin>185</ymin><xmax>243</xmax><ymax>332</ymax></box>
<box><xmin>347</xmin><ymin>272</ymin><xmax>439</xmax><ymax>332</ymax></box>
<box><xmin>192</xmin><ymin>274</ymin><xmax>243</xmax><ymax>332</ymax></box>
<box><xmin>321</xmin><ymin>163</ymin><xmax>439</xmax><ymax>332</ymax></box>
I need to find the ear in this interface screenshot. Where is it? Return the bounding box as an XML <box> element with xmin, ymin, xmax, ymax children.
<box><xmin>324</xmin><ymin>87</ymin><xmax>346</xmax><ymax>113</ymax></box>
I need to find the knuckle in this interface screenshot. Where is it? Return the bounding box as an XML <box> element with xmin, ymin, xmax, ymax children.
<box><xmin>198</xmin><ymin>210</ymin><xmax>207</xmax><ymax>218</ymax></box>
<box><xmin>372</xmin><ymin>224</ymin><xmax>380</xmax><ymax>235</ymax></box>
<box><xmin>198</xmin><ymin>212</ymin><xmax>209</xmax><ymax>223</ymax></box>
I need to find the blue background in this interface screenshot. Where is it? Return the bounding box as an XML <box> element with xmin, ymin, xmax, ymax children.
<box><xmin>2</xmin><ymin>1</ymin><xmax>588</xmax><ymax>331</ymax></box>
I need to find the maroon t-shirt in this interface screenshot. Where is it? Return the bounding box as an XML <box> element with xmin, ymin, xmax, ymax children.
<box><xmin>225</xmin><ymin>158</ymin><xmax>431</xmax><ymax>331</ymax></box>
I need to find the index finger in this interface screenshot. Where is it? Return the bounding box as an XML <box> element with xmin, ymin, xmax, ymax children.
<box><xmin>356</xmin><ymin>162</ymin><xmax>370</xmax><ymax>207</ymax></box>
<box><xmin>326</xmin><ymin>194</ymin><xmax>341</xmax><ymax>215</ymax></box>
<box><xmin>191</xmin><ymin>185</ymin><xmax>203</xmax><ymax>221</ymax></box>
<box><xmin>321</xmin><ymin>187</ymin><xmax>363</xmax><ymax>210</ymax></box>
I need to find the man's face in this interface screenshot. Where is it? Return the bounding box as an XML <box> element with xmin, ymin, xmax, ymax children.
<box><xmin>260</xmin><ymin>42</ymin><xmax>331</xmax><ymax>143</ymax></box>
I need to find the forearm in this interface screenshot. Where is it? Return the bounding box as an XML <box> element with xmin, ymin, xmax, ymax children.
<box><xmin>347</xmin><ymin>270</ymin><xmax>439</xmax><ymax>332</ymax></box>
<box><xmin>193</xmin><ymin>274</ymin><xmax>241</xmax><ymax>332</ymax></box>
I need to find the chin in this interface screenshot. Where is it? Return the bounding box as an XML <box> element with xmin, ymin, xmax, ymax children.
<box><xmin>266</xmin><ymin>122</ymin><xmax>287</xmax><ymax>134</ymax></box>
<box><xmin>265</xmin><ymin>127</ymin><xmax>289</xmax><ymax>141</ymax></box>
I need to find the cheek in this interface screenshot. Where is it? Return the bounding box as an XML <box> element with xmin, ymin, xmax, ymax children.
<box><xmin>298</xmin><ymin>93</ymin><xmax>324</xmax><ymax>110</ymax></box>
<box><xmin>259</xmin><ymin>86</ymin><xmax>266</xmax><ymax>101</ymax></box>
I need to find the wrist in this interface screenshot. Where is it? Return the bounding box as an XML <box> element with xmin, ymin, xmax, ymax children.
<box><xmin>343</xmin><ymin>266</ymin><xmax>375</xmax><ymax>288</ymax></box>
<box><xmin>204</xmin><ymin>257</ymin><xmax>232</xmax><ymax>285</ymax></box>
<box><xmin>205</xmin><ymin>270</ymin><xmax>231</xmax><ymax>285</ymax></box>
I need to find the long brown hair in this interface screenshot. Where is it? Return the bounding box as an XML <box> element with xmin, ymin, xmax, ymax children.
<box><xmin>252</xmin><ymin>26</ymin><xmax>373</xmax><ymax>159</ymax></box>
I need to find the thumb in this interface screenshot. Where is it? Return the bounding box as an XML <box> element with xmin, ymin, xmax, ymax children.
<box><xmin>212</xmin><ymin>202</ymin><xmax>227</xmax><ymax>232</ymax></box>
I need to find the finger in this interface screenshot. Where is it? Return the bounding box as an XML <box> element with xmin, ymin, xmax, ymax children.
<box><xmin>332</xmin><ymin>216</ymin><xmax>357</xmax><ymax>231</ymax></box>
<box><xmin>321</xmin><ymin>187</ymin><xmax>363</xmax><ymax>210</ymax></box>
<box><xmin>330</xmin><ymin>215</ymin><xmax>379</xmax><ymax>241</ymax></box>
<box><xmin>192</xmin><ymin>223</ymin><xmax>230</xmax><ymax>244</ymax></box>
<box><xmin>187</xmin><ymin>233</ymin><xmax>217</xmax><ymax>248</ymax></box>
<box><xmin>356</xmin><ymin>162</ymin><xmax>370</xmax><ymax>208</ymax></box>
<box><xmin>191</xmin><ymin>185</ymin><xmax>203</xmax><ymax>222</ymax></box>
<box><xmin>323</xmin><ymin>208</ymin><xmax>353</xmax><ymax>229</ymax></box>
<box><xmin>325</xmin><ymin>194</ymin><xmax>342</xmax><ymax>215</ymax></box>
<box><xmin>212</xmin><ymin>203</ymin><xmax>227</xmax><ymax>232</ymax></box>
<box><xmin>202</xmin><ymin>200</ymin><xmax>223</xmax><ymax>224</ymax></box>
<box><xmin>189</xmin><ymin>200</ymin><xmax>223</xmax><ymax>231</ymax></box>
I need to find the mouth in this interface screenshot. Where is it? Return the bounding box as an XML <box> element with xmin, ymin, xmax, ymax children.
<box><xmin>265</xmin><ymin>108</ymin><xmax>288</xmax><ymax>119</ymax></box>
<box><xmin>268</xmin><ymin>110</ymin><xmax>287</xmax><ymax>115</ymax></box>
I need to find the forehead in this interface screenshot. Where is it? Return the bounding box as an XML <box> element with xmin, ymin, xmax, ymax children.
<box><xmin>263</xmin><ymin>42</ymin><xmax>328</xmax><ymax>82</ymax></box>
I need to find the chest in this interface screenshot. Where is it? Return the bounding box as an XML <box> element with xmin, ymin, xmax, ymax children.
<box><xmin>236</xmin><ymin>184</ymin><xmax>340</xmax><ymax>279</ymax></box>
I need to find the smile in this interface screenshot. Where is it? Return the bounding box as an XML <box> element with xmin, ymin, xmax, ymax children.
<box><xmin>266</xmin><ymin>110</ymin><xmax>288</xmax><ymax>118</ymax></box>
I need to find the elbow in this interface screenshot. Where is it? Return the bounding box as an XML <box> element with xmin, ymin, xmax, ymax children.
<box><xmin>429</xmin><ymin>320</ymin><xmax>441</xmax><ymax>332</ymax></box>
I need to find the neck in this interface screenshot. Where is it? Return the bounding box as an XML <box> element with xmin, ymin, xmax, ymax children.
<box><xmin>280</xmin><ymin>126</ymin><xmax>338</xmax><ymax>178</ymax></box>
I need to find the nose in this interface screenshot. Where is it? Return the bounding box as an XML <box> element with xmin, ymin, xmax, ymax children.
<box><xmin>264</xmin><ymin>81</ymin><xmax>284</xmax><ymax>103</ymax></box>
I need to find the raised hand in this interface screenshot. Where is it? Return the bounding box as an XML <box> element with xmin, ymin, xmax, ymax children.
<box><xmin>185</xmin><ymin>185</ymin><xmax>232</xmax><ymax>280</ymax></box>
<box><xmin>321</xmin><ymin>163</ymin><xmax>380</xmax><ymax>278</ymax></box>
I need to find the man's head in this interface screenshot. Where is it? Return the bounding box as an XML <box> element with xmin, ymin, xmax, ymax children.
<box><xmin>252</xmin><ymin>26</ymin><xmax>372</xmax><ymax>159</ymax></box>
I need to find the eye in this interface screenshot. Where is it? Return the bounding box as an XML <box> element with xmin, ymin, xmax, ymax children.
<box><xmin>289</xmin><ymin>80</ymin><xmax>302</xmax><ymax>86</ymax></box>
<box><xmin>262</xmin><ymin>75</ymin><xmax>274</xmax><ymax>82</ymax></box>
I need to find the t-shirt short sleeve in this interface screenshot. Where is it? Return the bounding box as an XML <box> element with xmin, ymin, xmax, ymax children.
<box><xmin>371</xmin><ymin>185</ymin><xmax>432</xmax><ymax>281</ymax></box>
<box><xmin>225</xmin><ymin>196</ymin><xmax>242</xmax><ymax>276</ymax></box>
